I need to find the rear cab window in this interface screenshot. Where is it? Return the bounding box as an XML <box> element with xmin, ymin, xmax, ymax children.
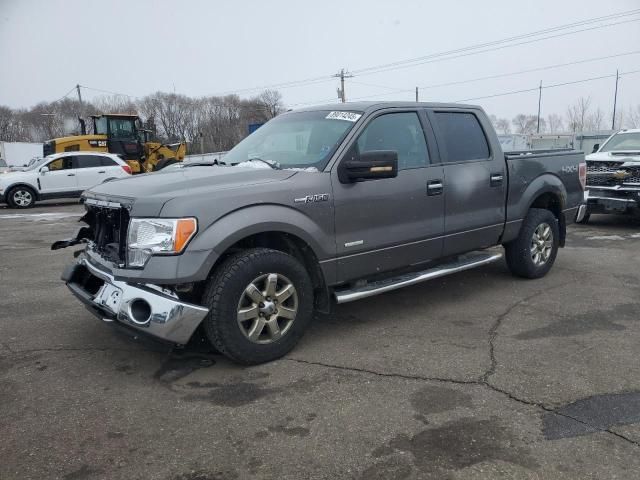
<box><xmin>432</xmin><ymin>111</ymin><xmax>490</xmax><ymax>163</ymax></box>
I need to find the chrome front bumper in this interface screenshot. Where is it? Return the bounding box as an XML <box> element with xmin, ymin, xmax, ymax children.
<box><xmin>63</xmin><ymin>256</ymin><xmax>209</xmax><ymax>344</ymax></box>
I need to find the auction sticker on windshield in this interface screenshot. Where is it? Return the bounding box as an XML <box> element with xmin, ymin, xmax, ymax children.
<box><xmin>326</xmin><ymin>111</ymin><xmax>362</xmax><ymax>122</ymax></box>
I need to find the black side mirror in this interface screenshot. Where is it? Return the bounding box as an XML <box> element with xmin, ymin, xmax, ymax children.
<box><xmin>339</xmin><ymin>150</ymin><xmax>398</xmax><ymax>183</ymax></box>
<box><xmin>592</xmin><ymin>143</ymin><xmax>600</xmax><ymax>153</ymax></box>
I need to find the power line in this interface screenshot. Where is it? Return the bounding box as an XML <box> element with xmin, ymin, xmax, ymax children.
<box><xmin>202</xmin><ymin>9</ymin><xmax>640</xmax><ymax>97</ymax></box>
<box><xmin>454</xmin><ymin>69</ymin><xmax>640</xmax><ymax>103</ymax></box>
<box><xmin>299</xmin><ymin>50</ymin><xmax>640</xmax><ymax>105</ymax></box>
<box><xmin>345</xmin><ymin>49</ymin><xmax>640</xmax><ymax>102</ymax></box>
<box><xmin>352</xmin><ymin>9</ymin><xmax>640</xmax><ymax>75</ymax></box>
<box><xmin>288</xmin><ymin>68</ymin><xmax>640</xmax><ymax>109</ymax></box>
<box><xmin>353</xmin><ymin>17</ymin><xmax>640</xmax><ymax>77</ymax></box>
<box><xmin>79</xmin><ymin>85</ymin><xmax>134</xmax><ymax>98</ymax></box>
<box><xmin>53</xmin><ymin>86</ymin><xmax>78</xmax><ymax>103</ymax></box>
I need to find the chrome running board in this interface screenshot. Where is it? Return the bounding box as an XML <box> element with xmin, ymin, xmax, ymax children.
<box><xmin>334</xmin><ymin>251</ymin><xmax>503</xmax><ymax>304</ymax></box>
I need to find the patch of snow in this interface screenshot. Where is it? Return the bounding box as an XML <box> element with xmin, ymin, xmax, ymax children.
<box><xmin>586</xmin><ymin>235</ymin><xmax>626</xmax><ymax>241</ymax></box>
<box><xmin>284</xmin><ymin>167</ymin><xmax>319</xmax><ymax>172</ymax></box>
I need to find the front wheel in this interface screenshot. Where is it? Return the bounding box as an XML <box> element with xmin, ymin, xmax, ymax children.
<box><xmin>504</xmin><ymin>208</ymin><xmax>559</xmax><ymax>279</ymax></box>
<box><xmin>7</xmin><ymin>186</ymin><xmax>36</xmax><ymax>208</ymax></box>
<box><xmin>201</xmin><ymin>248</ymin><xmax>314</xmax><ymax>364</ymax></box>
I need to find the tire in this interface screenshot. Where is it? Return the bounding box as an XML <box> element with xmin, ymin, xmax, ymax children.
<box><xmin>505</xmin><ymin>208</ymin><xmax>559</xmax><ymax>279</ymax></box>
<box><xmin>7</xmin><ymin>185</ymin><xmax>36</xmax><ymax>209</ymax></box>
<box><xmin>201</xmin><ymin>248</ymin><xmax>314</xmax><ymax>364</ymax></box>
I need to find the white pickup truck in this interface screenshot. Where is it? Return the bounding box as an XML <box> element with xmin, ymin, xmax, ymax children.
<box><xmin>0</xmin><ymin>151</ymin><xmax>131</xmax><ymax>208</ymax></box>
<box><xmin>582</xmin><ymin>129</ymin><xmax>640</xmax><ymax>222</ymax></box>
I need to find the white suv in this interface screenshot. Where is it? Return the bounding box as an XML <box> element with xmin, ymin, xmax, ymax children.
<box><xmin>0</xmin><ymin>151</ymin><xmax>132</xmax><ymax>209</ymax></box>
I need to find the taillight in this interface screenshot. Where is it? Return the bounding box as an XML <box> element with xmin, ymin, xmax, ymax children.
<box><xmin>122</xmin><ymin>165</ymin><xmax>132</xmax><ymax>175</ymax></box>
<box><xmin>579</xmin><ymin>162</ymin><xmax>587</xmax><ymax>190</ymax></box>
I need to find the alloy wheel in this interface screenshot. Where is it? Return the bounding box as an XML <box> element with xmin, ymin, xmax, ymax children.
<box><xmin>530</xmin><ymin>222</ymin><xmax>553</xmax><ymax>266</ymax></box>
<box><xmin>236</xmin><ymin>273</ymin><xmax>298</xmax><ymax>344</ymax></box>
<box><xmin>13</xmin><ymin>189</ymin><xmax>33</xmax><ymax>207</ymax></box>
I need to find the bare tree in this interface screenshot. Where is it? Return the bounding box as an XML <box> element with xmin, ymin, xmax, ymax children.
<box><xmin>546</xmin><ymin>114</ymin><xmax>564</xmax><ymax>133</ymax></box>
<box><xmin>255</xmin><ymin>90</ymin><xmax>285</xmax><ymax>120</ymax></box>
<box><xmin>495</xmin><ymin>118</ymin><xmax>511</xmax><ymax>134</ymax></box>
<box><xmin>625</xmin><ymin>105</ymin><xmax>640</xmax><ymax>128</ymax></box>
<box><xmin>566</xmin><ymin>96</ymin><xmax>592</xmax><ymax>132</ymax></box>
<box><xmin>489</xmin><ymin>114</ymin><xmax>510</xmax><ymax>134</ymax></box>
<box><xmin>585</xmin><ymin>107</ymin><xmax>605</xmax><ymax>131</ymax></box>
<box><xmin>512</xmin><ymin>114</ymin><xmax>538</xmax><ymax>134</ymax></box>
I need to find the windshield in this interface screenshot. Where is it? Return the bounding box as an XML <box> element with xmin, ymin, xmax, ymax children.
<box><xmin>109</xmin><ymin>118</ymin><xmax>135</xmax><ymax>138</ymax></box>
<box><xmin>25</xmin><ymin>157</ymin><xmax>48</xmax><ymax>170</ymax></box>
<box><xmin>223</xmin><ymin>110</ymin><xmax>362</xmax><ymax>170</ymax></box>
<box><xmin>600</xmin><ymin>132</ymin><xmax>640</xmax><ymax>152</ymax></box>
<box><xmin>94</xmin><ymin>117</ymin><xmax>108</xmax><ymax>135</ymax></box>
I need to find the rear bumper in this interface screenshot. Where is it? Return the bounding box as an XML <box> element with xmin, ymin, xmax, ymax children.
<box><xmin>63</xmin><ymin>256</ymin><xmax>209</xmax><ymax>344</ymax></box>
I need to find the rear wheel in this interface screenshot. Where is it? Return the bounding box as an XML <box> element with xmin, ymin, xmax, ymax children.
<box><xmin>201</xmin><ymin>248</ymin><xmax>314</xmax><ymax>364</ymax></box>
<box><xmin>505</xmin><ymin>208</ymin><xmax>559</xmax><ymax>279</ymax></box>
<box><xmin>7</xmin><ymin>186</ymin><xmax>36</xmax><ymax>209</ymax></box>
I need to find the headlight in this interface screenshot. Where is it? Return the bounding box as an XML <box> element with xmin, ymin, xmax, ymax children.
<box><xmin>127</xmin><ymin>217</ymin><xmax>197</xmax><ymax>267</ymax></box>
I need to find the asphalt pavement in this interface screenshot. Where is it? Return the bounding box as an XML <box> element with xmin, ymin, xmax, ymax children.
<box><xmin>2</xmin><ymin>201</ymin><xmax>640</xmax><ymax>479</ymax></box>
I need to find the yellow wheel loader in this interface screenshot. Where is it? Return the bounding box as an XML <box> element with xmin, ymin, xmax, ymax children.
<box><xmin>42</xmin><ymin>114</ymin><xmax>186</xmax><ymax>173</ymax></box>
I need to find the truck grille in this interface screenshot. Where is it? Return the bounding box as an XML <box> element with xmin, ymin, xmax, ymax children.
<box><xmin>586</xmin><ymin>162</ymin><xmax>640</xmax><ymax>187</ymax></box>
<box><xmin>84</xmin><ymin>202</ymin><xmax>129</xmax><ymax>265</ymax></box>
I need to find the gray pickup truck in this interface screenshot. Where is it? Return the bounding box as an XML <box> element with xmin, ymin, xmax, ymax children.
<box><xmin>54</xmin><ymin>102</ymin><xmax>587</xmax><ymax>364</ymax></box>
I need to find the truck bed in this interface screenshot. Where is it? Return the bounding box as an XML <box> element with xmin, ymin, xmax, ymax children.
<box><xmin>502</xmin><ymin>149</ymin><xmax>585</xmax><ymax>243</ymax></box>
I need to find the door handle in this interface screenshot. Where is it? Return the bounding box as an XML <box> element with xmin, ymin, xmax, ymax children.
<box><xmin>490</xmin><ymin>174</ymin><xmax>503</xmax><ymax>187</ymax></box>
<box><xmin>427</xmin><ymin>180</ymin><xmax>443</xmax><ymax>196</ymax></box>
<box><xmin>98</xmin><ymin>170</ymin><xmax>106</xmax><ymax>173</ymax></box>
<box><xmin>67</xmin><ymin>173</ymin><xmax>76</xmax><ymax>176</ymax></box>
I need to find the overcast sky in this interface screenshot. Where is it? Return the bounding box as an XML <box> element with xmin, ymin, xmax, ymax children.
<box><xmin>1</xmin><ymin>0</ymin><xmax>639</xmax><ymax>121</ymax></box>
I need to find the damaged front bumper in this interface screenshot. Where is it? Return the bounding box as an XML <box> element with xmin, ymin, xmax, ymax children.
<box><xmin>62</xmin><ymin>255</ymin><xmax>209</xmax><ymax>344</ymax></box>
<box><xmin>586</xmin><ymin>186</ymin><xmax>640</xmax><ymax>214</ymax></box>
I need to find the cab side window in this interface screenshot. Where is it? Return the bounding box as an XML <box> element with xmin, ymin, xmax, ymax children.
<box><xmin>47</xmin><ymin>157</ymin><xmax>73</xmax><ymax>171</ymax></box>
<box><xmin>433</xmin><ymin>112</ymin><xmax>490</xmax><ymax>162</ymax></box>
<box><xmin>356</xmin><ymin>112</ymin><xmax>428</xmax><ymax>170</ymax></box>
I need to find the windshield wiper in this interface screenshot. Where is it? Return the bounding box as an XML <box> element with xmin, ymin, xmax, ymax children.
<box><xmin>183</xmin><ymin>160</ymin><xmax>227</xmax><ymax>167</ymax></box>
<box><xmin>244</xmin><ymin>157</ymin><xmax>281</xmax><ymax>170</ymax></box>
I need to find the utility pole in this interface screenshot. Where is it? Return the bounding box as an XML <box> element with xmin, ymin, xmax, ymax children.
<box><xmin>415</xmin><ymin>87</ymin><xmax>419</xmax><ymax>102</ymax></box>
<box><xmin>334</xmin><ymin>69</ymin><xmax>353</xmax><ymax>103</ymax></box>
<box><xmin>76</xmin><ymin>84</ymin><xmax>84</xmax><ymax>134</ymax></box>
<box><xmin>536</xmin><ymin>80</ymin><xmax>543</xmax><ymax>133</ymax></box>
<box><xmin>75</xmin><ymin>84</ymin><xmax>83</xmax><ymax>106</ymax></box>
<box><xmin>612</xmin><ymin>69</ymin><xmax>619</xmax><ymax>130</ymax></box>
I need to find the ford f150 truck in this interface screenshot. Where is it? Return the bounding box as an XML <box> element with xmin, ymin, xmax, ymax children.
<box><xmin>53</xmin><ymin>102</ymin><xmax>587</xmax><ymax>364</ymax></box>
<box><xmin>580</xmin><ymin>129</ymin><xmax>640</xmax><ymax>223</ymax></box>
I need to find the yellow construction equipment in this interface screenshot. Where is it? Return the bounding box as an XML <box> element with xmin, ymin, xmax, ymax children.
<box><xmin>43</xmin><ymin>114</ymin><xmax>186</xmax><ymax>173</ymax></box>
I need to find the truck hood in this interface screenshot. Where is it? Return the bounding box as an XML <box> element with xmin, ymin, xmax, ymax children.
<box><xmin>586</xmin><ymin>151</ymin><xmax>640</xmax><ymax>163</ymax></box>
<box><xmin>84</xmin><ymin>165</ymin><xmax>297</xmax><ymax>216</ymax></box>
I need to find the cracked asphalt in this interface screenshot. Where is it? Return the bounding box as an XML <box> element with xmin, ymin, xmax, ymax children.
<box><xmin>2</xmin><ymin>200</ymin><xmax>640</xmax><ymax>479</ymax></box>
